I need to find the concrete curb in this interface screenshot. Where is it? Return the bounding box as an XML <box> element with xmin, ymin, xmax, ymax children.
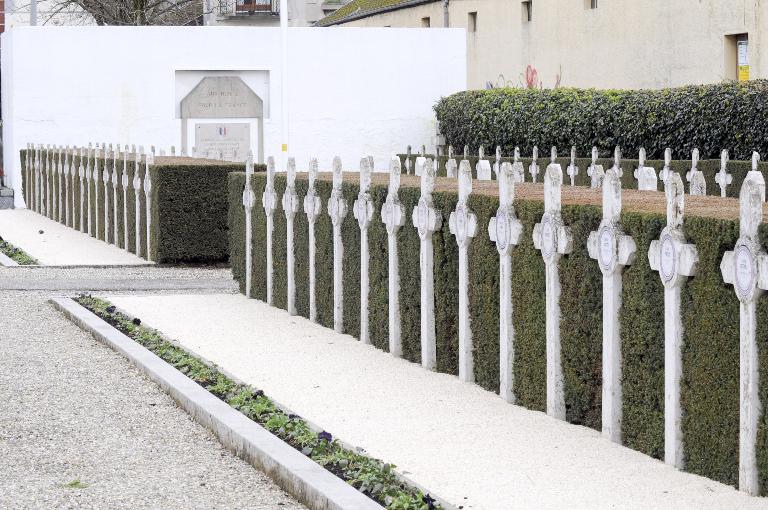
<box><xmin>50</xmin><ymin>297</ymin><xmax>383</xmax><ymax>510</ymax></box>
<box><xmin>0</xmin><ymin>252</ymin><xmax>19</xmax><ymax>266</ymax></box>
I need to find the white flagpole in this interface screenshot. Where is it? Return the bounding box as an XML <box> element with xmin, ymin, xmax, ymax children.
<box><xmin>280</xmin><ymin>0</ymin><xmax>289</xmax><ymax>171</ymax></box>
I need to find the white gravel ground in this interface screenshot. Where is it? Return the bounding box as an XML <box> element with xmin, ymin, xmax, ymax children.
<box><xmin>0</xmin><ymin>291</ymin><xmax>305</xmax><ymax>510</ymax></box>
<box><xmin>108</xmin><ymin>293</ymin><xmax>768</xmax><ymax>510</ymax></box>
<box><xmin>0</xmin><ymin>209</ymin><xmax>149</xmax><ymax>265</ymax></box>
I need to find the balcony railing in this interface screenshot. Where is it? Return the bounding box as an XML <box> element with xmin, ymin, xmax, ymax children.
<box><xmin>212</xmin><ymin>0</ymin><xmax>279</xmax><ymax>17</ymax></box>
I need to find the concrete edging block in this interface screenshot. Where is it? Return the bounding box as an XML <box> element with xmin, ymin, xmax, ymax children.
<box><xmin>0</xmin><ymin>252</ymin><xmax>19</xmax><ymax>266</ymax></box>
<box><xmin>50</xmin><ymin>297</ymin><xmax>383</xmax><ymax>510</ymax></box>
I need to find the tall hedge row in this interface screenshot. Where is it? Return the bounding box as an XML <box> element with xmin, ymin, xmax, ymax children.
<box><xmin>433</xmin><ymin>80</ymin><xmax>768</xmax><ymax>162</ymax></box>
<box><xmin>229</xmin><ymin>171</ymin><xmax>768</xmax><ymax>493</ymax></box>
<box><xmin>20</xmin><ymin>149</ymin><xmax>262</xmax><ymax>264</ymax></box>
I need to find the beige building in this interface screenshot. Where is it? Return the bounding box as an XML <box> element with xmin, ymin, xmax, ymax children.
<box><xmin>318</xmin><ymin>0</ymin><xmax>766</xmax><ymax>90</ymax></box>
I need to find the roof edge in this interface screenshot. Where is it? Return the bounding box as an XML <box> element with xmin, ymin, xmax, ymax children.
<box><xmin>316</xmin><ymin>0</ymin><xmax>438</xmax><ymax>26</ymax></box>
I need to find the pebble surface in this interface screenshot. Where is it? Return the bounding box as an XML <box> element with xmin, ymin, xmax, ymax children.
<box><xmin>0</xmin><ymin>288</ymin><xmax>306</xmax><ymax>510</ymax></box>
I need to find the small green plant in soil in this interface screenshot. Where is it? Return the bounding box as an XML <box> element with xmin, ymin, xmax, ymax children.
<box><xmin>0</xmin><ymin>237</ymin><xmax>37</xmax><ymax>265</ymax></box>
<box><xmin>75</xmin><ymin>295</ymin><xmax>440</xmax><ymax>510</ymax></box>
<box><xmin>62</xmin><ymin>479</ymin><xmax>88</xmax><ymax>489</ymax></box>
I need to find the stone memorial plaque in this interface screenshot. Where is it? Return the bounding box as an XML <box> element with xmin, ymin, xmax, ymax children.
<box><xmin>181</xmin><ymin>76</ymin><xmax>263</xmax><ymax>119</ymax></box>
<box><xmin>735</xmin><ymin>244</ymin><xmax>756</xmax><ymax>298</ymax></box>
<box><xmin>599</xmin><ymin>227</ymin><xmax>614</xmax><ymax>269</ymax></box>
<box><xmin>660</xmin><ymin>234</ymin><xmax>676</xmax><ymax>282</ymax></box>
<box><xmin>195</xmin><ymin>123</ymin><xmax>250</xmax><ymax>162</ymax></box>
<box><xmin>495</xmin><ymin>211</ymin><xmax>508</xmax><ymax>250</ymax></box>
<box><xmin>417</xmin><ymin>200</ymin><xmax>428</xmax><ymax>234</ymax></box>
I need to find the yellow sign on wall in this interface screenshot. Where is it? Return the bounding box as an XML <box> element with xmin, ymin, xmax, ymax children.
<box><xmin>738</xmin><ymin>39</ymin><xmax>750</xmax><ymax>82</ymax></box>
<box><xmin>739</xmin><ymin>65</ymin><xmax>750</xmax><ymax>82</ymax></box>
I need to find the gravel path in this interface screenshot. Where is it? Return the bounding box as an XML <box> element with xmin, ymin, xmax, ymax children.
<box><xmin>0</xmin><ymin>290</ymin><xmax>306</xmax><ymax>510</ymax></box>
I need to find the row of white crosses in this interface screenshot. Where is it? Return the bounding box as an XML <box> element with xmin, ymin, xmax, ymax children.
<box><xmin>24</xmin><ymin>143</ymin><xmax>155</xmax><ymax>261</ymax></box>
<box><xmin>426</xmin><ymin>144</ymin><xmax>748</xmax><ymax>197</ymax></box>
<box><xmin>248</xmin><ymin>149</ymin><xmax>767</xmax><ymax>495</ymax></box>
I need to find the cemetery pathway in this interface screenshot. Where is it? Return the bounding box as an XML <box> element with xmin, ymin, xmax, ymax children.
<box><xmin>108</xmin><ymin>293</ymin><xmax>768</xmax><ymax>510</ymax></box>
<box><xmin>0</xmin><ymin>267</ymin><xmax>303</xmax><ymax>509</ymax></box>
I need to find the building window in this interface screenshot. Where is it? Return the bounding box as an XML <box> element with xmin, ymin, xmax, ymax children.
<box><xmin>522</xmin><ymin>1</ymin><xmax>532</xmax><ymax>22</ymax></box>
<box><xmin>725</xmin><ymin>33</ymin><xmax>749</xmax><ymax>81</ymax></box>
<box><xmin>421</xmin><ymin>16</ymin><xmax>430</xmax><ymax>27</ymax></box>
<box><xmin>468</xmin><ymin>11</ymin><xmax>477</xmax><ymax>32</ymax></box>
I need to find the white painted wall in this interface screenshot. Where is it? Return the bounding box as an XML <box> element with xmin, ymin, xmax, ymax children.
<box><xmin>2</xmin><ymin>26</ymin><xmax>466</xmax><ymax>207</ymax></box>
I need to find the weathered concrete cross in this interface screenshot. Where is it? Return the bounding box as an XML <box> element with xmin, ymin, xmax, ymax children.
<box><xmin>282</xmin><ymin>157</ymin><xmax>300</xmax><ymax>315</ymax></box>
<box><xmin>566</xmin><ymin>146</ymin><xmax>578</xmax><ymax>186</ymax></box>
<box><xmin>262</xmin><ymin>156</ymin><xmax>278</xmax><ymax>305</ymax></box>
<box><xmin>111</xmin><ymin>145</ymin><xmax>120</xmax><ymax>245</ymax></box>
<box><xmin>327</xmin><ymin>156</ymin><xmax>348</xmax><ymax>333</ymax></box>
<box><xmin>477</xmin><ymin>146</ymin><xmax>492</xmax><ymax>181</ymax></box>
<box><xmin>648</xmin><ymin>173</ymin><xmax>698</xmax><ymax>468</ymax></box>
<box><xmin>587</xmin><ymin>166</ymin><xmax>637</xmax><ymax>443</ymax></box>
<box><xmin>511</xmin><ymin>147</ymin><xmax>525</xmax><ymax>183</ymax></box>
<box><xmin>445</xmin><ymin>145</ymin><xmax>457</xmax><ymax>178</ymax></box>
<box><xmin>686</xmin><ymin>148</ymin><xmax>706</xmax><ymax>196</ymax></box>
<box><xmin>87</xmin><ymin>143</ymin><xmax>94</xmax><ymax>235</ymax></box>
<box><xmin>533</xmin><ymin>155</ymin><xmax>573</xmax><ymax>419</ymax></box>
<box><xmin>715</xmin><ymin>149</ymin><xmax>733</xmax><ymax>198</ymax></box>
<box><xmin>122</xmin><ymin>147</ymin><xmax>130</xmax><ymax>250</ymax></box>
<box><xmin>63</xmin><ymin>147</ymin><xmax>71</xmax><ymax>227</ymax></box>
<box><xmin>93</xmin><ymin>146</ymin><xmax>101</xmax><ymax>238</ymax></box>
<box><xmin>411</xmin><ymin>157</ymin><xmax>442</xmax><ymax>370</ymax></box>
<box><xmin>449</xmin><ymin>159</ymin><xmax>479</xmax><ymax>382</ymax></box>
<box><xmin>143</xmin><ymin>151</ymin><xmax>154</xmax><ymax>261</ymax></box>
<box><xmin>353</xmin><ymin>157</ymin><xmax>375</xmax><ymax>344</ymax></box>
<box><xmin>659</xmin><ymin>148</ymin><xmax>672</xmax><ymax>183</ymax></box>
<box><xmin>381</xmin><ymin>156</ymin><xmax>406</xmax><ymax>357</ymax></box>
<box><xmin>493</xmin><ymin>145</ymin><xmax>502</xmax><ymax>179</ymax></box>
<box><xmin>587</xmin><ymin>146</ymin><xmax>605</xmax><ymax>189</ymax></box>
<box><xmin>529</xmin><ymin>146</ymin><xmax>540</xmax><ymax>183</ymax></box>
<box><xmin>303</xmin><ymin>158</ymin><xmax>322</xmax><ymax>321</ymax></box>
<box><xmin>489</xmin><ymin>161</ymin><xmax>523</xmax><ymax>402</ymax></box>
<box><xmin>133</xmin><ymin>146</ymin><xmax>144</xmax><ymax>256</ymax></box>
<box><xmin>79</xmin><ymin>147</ymin><xmax>86</xmax><ymax>233</ymax></box>
<box><xmin>720</xmin><ymin>160</ymin><xmax>768</xmax><ymax>495</ymax></box>
<box><xmin>242</xmin><ymin>151</ymin><xmax>256</xmax><ymax>298</ymax></box>
<box><xmin>102</xmin><ymin>145</ymin><xmax>111</xmax><ymax>242</ymax></box>
<box><xmin>634</xmin><ymin>148</ymin><xmax>658</xmax><ymax>191</ymax></box>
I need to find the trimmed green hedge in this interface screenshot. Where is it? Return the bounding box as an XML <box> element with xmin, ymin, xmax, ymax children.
<box><xmin>434</xmin><ymin>81</ymin><xmax>768</xmax><ymax>162</ymax></box>
<box><xmin>20</xmin><ymin>149</ymin><xmax>262</xmax><ymax>264</ymax></box>
<box><xmin>229</xmin><ymin>171</ymin><xmax>768</xmax><ymax>493</ymax></box>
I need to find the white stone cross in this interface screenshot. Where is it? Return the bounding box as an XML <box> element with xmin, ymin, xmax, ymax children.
<box><xmin>587</xmin><ymin>167</ymin><xmax>637</xmax><ymax>443</ymax></box>
<box><xmin>648</xmin><ymin>173</ymin><xmax>698</xmax><ymax>468</ymax></box>
<box><xmin>133</xmin><ymin>146</ymin><xmax>144</xmax><ymax>257</ymax></box>
<box><xmin>303</xmin><ymin>158</ymin><xmax>322</xmax><ymax>321</ymax></box>
<box><xmin>353</xmin><ymin>157</ymin><xmax>375</xmax><ymax>344</ymax></box>
<box><xmin>122</xmin><ymin>147</ymin><xmax>130</xmax><ymax>251</ymax></box>
<box><xmin>415</xmin><ymin>155</ymin><xmax>426</xmax><ymax>177</ymax></box>
<box><xmin>79</xmin><ymin>148</ymin><xmax>86</xmax><ymax>233</ymax></box>
<box><xmin>63</xmin><ymin>147</ymin><xmax>71</xmax><ymax>227</ymax></box>
<box><xmin>144</xmin><ymin>152</ymin><xmax>154</xmax><ymax>261</ymax></box>
<box><xmin>587</xmin><ymin>146</ymin><xmax>605</xmax><ymax>189</ymax></box>
<box><xmin>35</xmin><ymin>145</ymin><xmax>41</xmax><ymax>214</ymax></box>
<box><xmin>720</xmin><ymin>164</ymin><xmax>768</xmax><ymax>495</ymax></box>
<box><xmin>328</xmin><ymin>156</ymin><xmax>348</xmax><ymax>333</ymax></box>
<box><xmin>43</xmin><ymin>145</ymin><xmax>50</xmax><ymax>218</ymax></box>
<box><xmin>489</xmin><ymin>161</ymin><xmax>523</xmax><ymax>402</ymax></box>
<box><xmin>715</xmin><ymin>149</ymin><xmax>733</xmax><ymax>198</ymax></box>
<box><xmin>411</xmin><ymin>157</ymin><xmax>442</xmax><ymax>370</ymax></box>
<box><xmin>102</xmin><ymin>145</ymin><xmax>111</xmax><ymax>242</ymax></box>
<box><xmin>686</xmin><ymin>148</ymin><xmax>706</xmax><ymax>196</ymax></box>
<box><xmin>242</xmin><ymin>152</ymin><xmax>256</xmax><ymax>298</ymax></box>
<box><xmin>493</xmin><ymin>146</ymin><xmax>502</xmax><ymax>178</ymax></box>
<box><xmin>112</xmin><ymin>145</ymin><xmax>120</xmax><ymax>246</ymax></box>
<box><xmin>634</xmin><ymin>148</ymin><xmax>658</xmax><ymax>191</ymax></box>
<box><xmin>94</xmin><ymin>147</ymin><xmax>101</xmax><ymax>238</ymax></box>
<box><xmin>611</xmin><ymin>146</ymin><xmax>624</xmax><ymax>177</ymax></box>
<box><xmin>23</xmin><ymin>143</ymin><xmax>30</xmax><ymax>209</ymax></box>
<box><xmin>86</xmin><ymin>144</ymin><xmax>94</xmax><ymax>235</ymax></box>
<box><xmin>529</xmin><ymin>146</ymin><xmax>540</xmax><ymax>183</ymax></box>
<box><xmin>660</xmin><ymin>148</ymin><xmax>673</xmax><ymax>183</ymax></box>
<box><xmin>405</xmin><ymin>145</ymin><xmax>412</xmax><ymax>175</ymax></box>
<box><xmin>477</xmin><ymin>146</ymin><xmax>492</xmax><ymax>181</ymax></box>
<box><xmin>533</xmin><ymin>157</ymin><xmax>573</xmax><ymax>419</ymax></box>
<box><xmin>381</xmin><ymin>156</ymin><xmax>406</xmax><ymax>357</ymax></box>
<box><xmin>511</xmin><ymin>147</ymin><xmax>525</xmax><ymax>183</ymax></box>
<box><xmin>449</xmin><ymin>159</ymin><xmax>479</xmax><ymax>382</ymax></box>
<box><xmin>566</xmin><ymin>146</ymin><xmax>578</xmax><ymax>187</ymax></box>
<box><xmin>262</xmin><ymin>156</ymin><xmax>278</xmax><ymax>306</ymax></box>
<box><xmin>282</xmin><ymin>157</ymin><xmax>300</xmax><ymax>315</ymax></box>
<box><xmin>445</xmin><ymin>146</ymin><xmax>458</xmax><ymax>178</ymax></box>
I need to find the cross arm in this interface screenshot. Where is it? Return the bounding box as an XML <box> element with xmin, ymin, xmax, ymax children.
<box><xmin>721</xmin><ymin>251</ymin><xmax>735</xmax><ymax>285</ymax></box>
<box><xmin>618</xmin><ymin>234</ymin><xmax>636</xmax><ymax>266</ymax></box>
<box><xmin>678</xmin><ymin>242</ymin><xmax>698</xmax><ymax>277</ymax></box>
